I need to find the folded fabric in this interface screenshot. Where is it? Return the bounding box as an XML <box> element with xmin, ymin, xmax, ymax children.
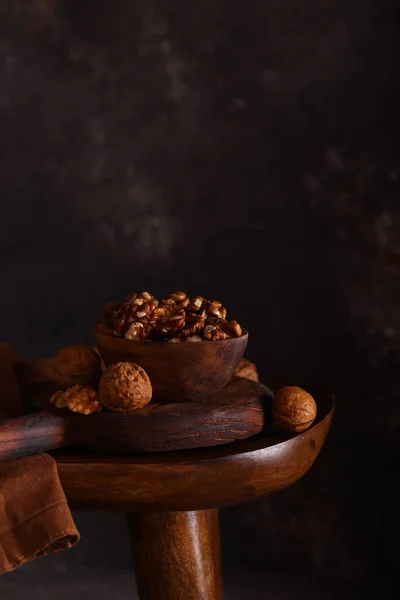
<box><xmin>0</xmin><ymin>343</ymin><xmax>79</xmax><ymax>574</ymax></box>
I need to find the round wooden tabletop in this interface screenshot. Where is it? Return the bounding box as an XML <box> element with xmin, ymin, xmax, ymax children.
<box><xmin>56</xmin><ymin>394</ymin><xmax>334</xmax><ymax>512</ymax></box>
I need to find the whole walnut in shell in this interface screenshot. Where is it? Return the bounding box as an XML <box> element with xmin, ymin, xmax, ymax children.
<box><xmin>53</xmin><ymin>345</ymin><xmax>102</xmax><ymax>388</ymax></box>
<box><xmin>99</xmin><ymin>362</ymin><xmax>152</xmax><ymax>412</ymax></box>
<box><xmin>271</xmin><ymin>386</ymin><xmax>317</xmax><ymax>432</ymax></box>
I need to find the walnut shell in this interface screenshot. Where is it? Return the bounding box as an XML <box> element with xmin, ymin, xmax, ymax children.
<box><xmin>234</xmin><ymin>358</ymin><xmax>259</xmax><ymax>382</ymax></box>
<box><xmin>98</xmin><ymin>362</ymin><xmax>152</xmax><ymax>412</ymax></box>
<box><xmin>53</xmin><ymin>345</ymin><xmax>102</xmax><ymax>388</ymax></box>
<box><xmin>271</xmin><ymin>386</ymin><xmax>317</xmax><ymax>432</ymax></box>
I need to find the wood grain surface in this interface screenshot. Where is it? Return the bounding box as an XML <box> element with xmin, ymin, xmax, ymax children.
<box><xmin>207</xmin><ymin>509</ymin><xmax>223</xmax><ymax>600</ymax></box>
<box><xmin>0</xmin><ymin>378</ymin><xmax>267</xmax><ymax>461</ymax></box>
<box><xmin>0</xmin><ymin>411</ymin><xmax>68</xmax><ymax>459</ymax></box>
<box><xmin>57</xmin><ymin>393</ymin><xmax>334</xmax><ymax>512</ymax></box>
<box><xmin>128</xmin><ymin>510</ymin><xmax>216</xmax><ymax>600</ymax></box>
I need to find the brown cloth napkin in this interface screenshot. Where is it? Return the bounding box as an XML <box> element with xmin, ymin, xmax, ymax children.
<box><xmin>0</xmin><ymin>343</ymin><xmax>79</xmax><ymax>574</ymax></box>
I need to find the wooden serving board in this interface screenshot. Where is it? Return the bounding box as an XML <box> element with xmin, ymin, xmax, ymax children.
<box><xmin>0</xmin><ymin>378</ymin><xmax>272</xmax><ymax>462</ymax></box>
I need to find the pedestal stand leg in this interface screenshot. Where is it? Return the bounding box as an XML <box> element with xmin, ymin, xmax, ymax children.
<box><xmin>128</xmin><ymin>510</ymin><xmax>217</xmax><ymax>600</ymax></box>
<box><xmin>207</xmin><ymin>509</ymin><xmax>223</xmax><ymax>600</ymax></box>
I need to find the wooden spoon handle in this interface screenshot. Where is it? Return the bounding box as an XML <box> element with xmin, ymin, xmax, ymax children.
<box><xmin>0</xmin><ymin>412</ymin><xmax>68</xmax><ymax>462</ymax></box>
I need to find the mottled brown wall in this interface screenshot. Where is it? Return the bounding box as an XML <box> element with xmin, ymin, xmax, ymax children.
<box><xmin>0</xmin><ymin>0</ymin><xmax>399</xmax><ymax>592</ymax></box>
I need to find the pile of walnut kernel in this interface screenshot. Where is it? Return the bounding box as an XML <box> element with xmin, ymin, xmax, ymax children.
<box><xmin>97</xmin><ymin>291</ymin><xmax>243</xmax><ymax>343</ymax></box>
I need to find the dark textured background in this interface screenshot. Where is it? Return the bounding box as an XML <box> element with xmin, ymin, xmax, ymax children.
<box><xmin>0</xmin><ymin>1</ymin><xmax>399</xmax><ymax>597</ymax></box>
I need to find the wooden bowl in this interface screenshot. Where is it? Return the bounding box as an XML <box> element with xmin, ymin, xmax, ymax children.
<box><xmin>94</xmin><ymin>329</ymin><xmax>248</xmax><ymax>402</ymax></box>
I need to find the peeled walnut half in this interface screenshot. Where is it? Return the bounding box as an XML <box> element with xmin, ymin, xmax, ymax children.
<box><xmin>49</xmin><ymin>385</ymin><xmax>102</xmax><ymax>415</ymax></box>
<box><xmin>221</xmin><ymin>320</ymin><xmax>242</xmax><ymax>338</ymax></box>
<box><xmin>204</xmin><ymin>325</ymin><xmax>229</xmax><ymax>341</ymax></box>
